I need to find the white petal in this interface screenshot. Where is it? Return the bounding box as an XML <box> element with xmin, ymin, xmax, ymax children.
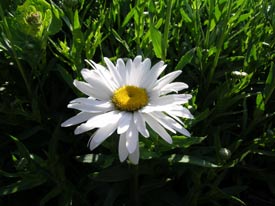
<box><xmin>166</xmin><ymin>107</ymin><xmax>194</xmax><ymax>119</ymax></box>
<box><xmin>68</xmin><ymin>101</ymin><xmax>113</xmax><ymax>113</ymax></box>
<box><xmin>81</xmin><ymin>69</ymin><xmax>113</xmax><ymax>99</ymax></box>
<box><xmin>117</xmin><ymin>112</ymin><xmax>132</xmax><ymax>134</ymax></box>
<box><xmin>143</xmin><ymin>113</ymin><xmax>172</xmax><ymax>144</ymax></box>
<box><xmin>150</xmin><ymin>94</ymin><xmax>192</xmax><ymax>105</ymax></box>
<box><xmin>118</xmin><ymin>133</ymin><xmax>128</xmax><ymax>162</ymax></box>
<box><xmin>73</xmin><ymin>80</ymin><xmax>94</xmax><ymax>97</ymax></box>
<box><xmin>61</xmin><ymin>112</ymin><xmax>94</xmax><ymax>127</ymax></box>
<box><xmin>141</xmin><ymin>61</ymin><xmax>166</xmax><ymax>90</ymax></box>
<box><xmin>148</xmin><ymin>112</ymin><xmax>177</xmax><ymax>133</ymax></box>
<box><xmin>140</xmin><ymin>58</ymin><xmax>151</xmax><ymax>73</ymax></box>
<box><xmin>134</xmin><ymin>111</ymin><xmax>149</xmax><ymax>137</ymax></box>
<box><xmin>148</xmin><ymin>112</ymin><xmax>191</xmax><ymax>137</ymax></box>
<box><xmin>69</xmin><ymin>97</ymin><xmax>95</xmax><ymax>104</ymax></box>
<box><xmin>142</xmin><ymin>103</ymin><xmax>188</xmax><ymax>114</ymax></box>
<box><xmin>129</xmin><ymin>56</ymin><xmax>143</xmax><ymax>86</ymax></box>
<box><xmin>126</xmin><ymin>119</ymin><xmax>139</xmax><ymax>153</ymax></box>
<box><xmin>125</xmin><ymin>59</ymin><xmax>133</xmax><ymax>85</ymax></box>
<box><xmin>160</xmin><ymin>82</ymin><xmax>189</xmax><ymax>95</ymax></box>
<box><xmin>74</xmin><ymin>111</ymin><xmax>121</xmax><ymax>134</ymax></box>
<box><xmin>135</xmin><ymin>58</ymin><xmax>151</xmax><ymax>87</ymax></box>
<box><xmin>133</xmin><ymin>55</ymin><xmax>142</xmax><ymax>64</ymax></box>
<box><xmin>104</xmin><ymin>57</ymin><xmax>123</xmax><ymax>87</ymax></box>
<box><xmin>128</xmin><ymin>146</ymin><xmax>139</xmax><ymax>165</ymax></box>
<box><xmin>174</xmin><ymin>126</ymin><xmax>191</xmax><ymax>137</ymax></box>
<box><xmin>153</xmin><ymin>70</ymin><xmax>182</xmax><ymax>90</ymax></box>
<box><xmin>88</xmin><ymin>123</ymin><xmax>117</xmax><ymax>150</ymax></box>
<box><xmin>85</xmin><ymin>59</ymin><xmax>117</xmax><ymax>92</ymax></box>
<box><xmin>73</xmin><ymin>79</ymin><xmax>111</xmax><ymax>101</ymax></box>
<box><xmin>116</xmin><ymin>58</ymin><xmax>126</xmax><ymax>83</ymax></box>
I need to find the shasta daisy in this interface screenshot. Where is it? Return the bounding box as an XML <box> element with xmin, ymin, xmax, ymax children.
<box><xmin>61</xmin><ymin>56</ymin><xmax>193</xmax><ymax>164</ymax></box>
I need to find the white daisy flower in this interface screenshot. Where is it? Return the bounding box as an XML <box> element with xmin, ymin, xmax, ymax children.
<box><xmin>61</xmin><ymin>56</ymin><xmax>193</xmax><ymax>164</ymax></box>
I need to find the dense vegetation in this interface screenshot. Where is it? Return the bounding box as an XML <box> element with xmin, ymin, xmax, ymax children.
<box><xmin>0</xmin><ymin>0</ymin><xmax>274</xmax><ymax>205</ymax></box>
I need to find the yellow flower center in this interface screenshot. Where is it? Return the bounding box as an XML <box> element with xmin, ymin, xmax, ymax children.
<box><xmin>112</xmin><ymin>85</ymin><xmax>149</xmax><ymax>111</ymax></box>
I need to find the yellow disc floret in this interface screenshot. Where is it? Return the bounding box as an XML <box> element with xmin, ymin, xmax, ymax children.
<box><xmin>112</xmin><ymin>85</ymin><xmax>149</xmax><ymax>111</ymax></box>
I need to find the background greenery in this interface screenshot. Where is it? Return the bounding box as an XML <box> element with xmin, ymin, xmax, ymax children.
<box><xmin>0</xmin><ymin>0</ymin><xmax>275</xmax><ymax>205</ymax></box>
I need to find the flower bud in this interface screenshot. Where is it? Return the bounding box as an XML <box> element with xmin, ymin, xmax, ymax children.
<box><xmin>219</xmin><ymin>148</ymin><xmax>231</xmax><ymax>160</ymax></box>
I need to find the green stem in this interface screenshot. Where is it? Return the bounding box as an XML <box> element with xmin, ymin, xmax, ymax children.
<box><xmin>131</xmin><ymin>164</ymin><xmax>139</xmax><ymax>206</ymax></box>
<box><xmin>206</xmin><ymin>0</ymin><xmax>232</xmax><ymax>90</ymax></box>
<box><xmin>162</xmin><ymin>0</ymin><xmax>173</xmax><ymax>61</ymax></box>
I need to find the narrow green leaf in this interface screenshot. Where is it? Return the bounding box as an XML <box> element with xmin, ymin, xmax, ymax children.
<box><xmin>172</xmin><ymin>136</ymin><xmax>207</xmax><ymax>148</ymax></box>
<box><xmin>122</xmin><ymin>6</ymin><xmax>136</xmax><ymax>27</ymax></box>
<box><xmin>0</xmin><ymin>177</ymin><xmax>46</xmax><ymax>196</ymax></box>
<box><xmin>175</xmin><ymin>48</ymin><xmax>195</xmax><ymax>70</ymax></box>
<box><xmin>111</xmin><ymin>29</ymin><xmax>131</xmax><ymax>52</ymax></box>
<box><xmin>75</xmin><ymin>153</ymin><xmax>114</xmax><ymax>168</ymax></box>
<box><xmin>264</xmin><ymin>62</ymin><xmax>275</xmax><ymax>103</ymax></box>
<box><xmin>256</xmin><ymin>93</ymin><xmax>265</xmax><ymax>111</ymax></box>
<box><xmin>180</xmin><ymin>9</ymin><xmax>192</xmax><ymax>23</ymax></box>
<box><xmin>9</xmin><ymin>135</ymin><xmax>31</xmax><ymax>161</ymax></box>
<box><xmin>169</xmin><ymin>154</ymin><xmax>220</xmax><ymax>168</ymax></box>
<box><xmin>150</xmin><ymin>25</ymin><xmax>162</xmax><ymax>58</ymax></box>
<box><xmin>73</xmin><ymin>9</ymin><xmax>81</xmax><ymax>30</ymax></box>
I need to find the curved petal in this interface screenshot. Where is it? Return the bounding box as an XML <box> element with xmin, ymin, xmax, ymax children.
<box><xmin>143</xmin><ymin>113</ymin><xmax>172</xmax><ymax>144</ymax></box>
<box><xmin>85</xmin><ymin>59</ymin><xmax>117</xmax><ymax>92</ymax></box>
<box><xmin>160</xmin><ymin>82</ymin><xmax>189</xmax><ymax>95</ymax></box>
<box><xmin>81</xmin><ymin>69</ymin><xmax>113</xmax><ymax>99</ymax></box>
<box><xmin>116</xmin><ymin>58</ymin><xmax>126</xmax><ymax>84</ymax></box>
<box><xmin>126</xmin><ymin>119</ymin><xmax>139</xmax><ymax>153</ymax></box>
<box><xmin>148</xmin><ymin>111</ymin><xmax>191</xmax><ymax>137</ymax></box>
<box><xmin>141</xmin><ymin>61</ymin><xmax>166</xmax><ymax>90</ymax></box>
<box><xmin>134</xmin><ymin>111</ymin><xmax>149</xmax><ymax>137</ymax></box>
<box><xmin>61</xmin><ymin>112</ymin><xmax>94</xmax><ymax>127</ymax></box>
<box><xmin>125</xmin><ymin>59</ymin><xmax>133</xmax><ymax>85</ymax></box>
<box><xmin>73</xmin><ymin>80</ymin><xmax>94</xmax><ymax>97</ymax></box>
<box><xmin>74</xmin><ymin>111</ymin><xmax>122</xmax><ymax>134</ymax></box>
<box><xmin>117</xmin><ymin>112</ymin><xmax>132</xmax><ymax>134</ymax></box>
<box><xmin>166</xmin><ymin>107</ymin><xmax>194</xmax><ymax>119</ymax></box>
<box><xmin>104</xmin><ymin>57</ymin><xmax>123</xmax><ymax>87</ymax></box>
<box><xmin>88</xmin><ymin>123</ymin><xmax>118</xmax><ymax>150</ymax></box>
<box><xmin>128</xmin><ymin>56</ymin><xmax>143</xmax><ymax>86</ymax></box>
<box><xmin>153</xmin><ymin>70</ymin><xmax>182</xmax><ymax>90</ymax></box>
<box><xmin>128</xmin><ymin>146</ymin><xmax>139</xmax><ymax>165</ymax></box>
<box><xmin>67</xmin><ymin>101</ymin><xmax>113</xmax><ymax>113</ymax></box>
<box><xmin>119</xmin><ymin>133</ymin><xmax>128</xmax><ymax>162</ymax></box>
<box><xmin>150</xmin><ymin>94</ymin><xmax>192</xmax><ymax>105</ymax></box>
<box><xmin>73</xmin><ymin>79</ymin><xmax>111</xmax><ymax>101</ymax></box>
<box><xmin>148</xmin><ymin>112</ymin><xmax>177</xmax><ymax>134</ymax></box>
<box><xmin>174</xmin><ymin>126</ymin><xmax>191</xmax><ymax>137</ymax></box>
<box><xmin>140</xmin><ymin>58</ymin><xmax>151</xmax><ymax>73</ymax></box>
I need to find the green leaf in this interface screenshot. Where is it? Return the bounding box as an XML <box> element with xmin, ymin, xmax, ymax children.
<box><xmin>180</xmin><ymin>8</ymin><xmax>192</xmax><ymax>23</ymax></box>
<box><xmin>264</xmin><ymin>62</ymin><xmax>275</xmax><ymax>103</ymax></box>
<box><xmin>169</xmin><ymin>154</ymin><xmax>220</xmax><ymax>168</ymax></box>
<box><xmin>0</xmin><ymin>176</ymin><xmax>46</xmax><ymax>196</ymax></box>
<box><xmin>111</xmin><ymin>29</ymin><xmax>131</xmax><ymax>53</ymax></box>
<box><xmin>47</xmin><ymin>2</ymin><xmax>63</xmax><ymax>35</ymax></box>
<box><xmin>9</xmin><ymin>135</ymin><xmax>31</xmax><ymax>162</ymax></box>
<box><xmin>172</xmin><ymin>136</ymin><xmax>206</xmax><ymax>148</ymax></box>
<box><xmin>122</xmin><ymin>6</ymin><xmax>136</xmax><ymax>27</ymax></box>
<box><xmin>75</xmin><ymin>153</ymin><xmax>115</xmax><ymax>168</ymax></box>
<box><xmin>175</xmin><ymin>48</ymin><xmax>195</xmax><ymax>70</ymax></box>
<box><xmin>256</xmin><ymin>93</ymin><xmax>265</xmax><ymax>111</ymax></box>
<box><xmin>150</xmin><ymin>24</ymin><xmax>162</xmax><ymax>58</ymax></box>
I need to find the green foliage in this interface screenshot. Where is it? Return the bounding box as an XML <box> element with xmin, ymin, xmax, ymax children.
<box><xmin>0</xmin><ymin>0</ymin><xmax>275</xmax><ymax>206</ymax></box>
